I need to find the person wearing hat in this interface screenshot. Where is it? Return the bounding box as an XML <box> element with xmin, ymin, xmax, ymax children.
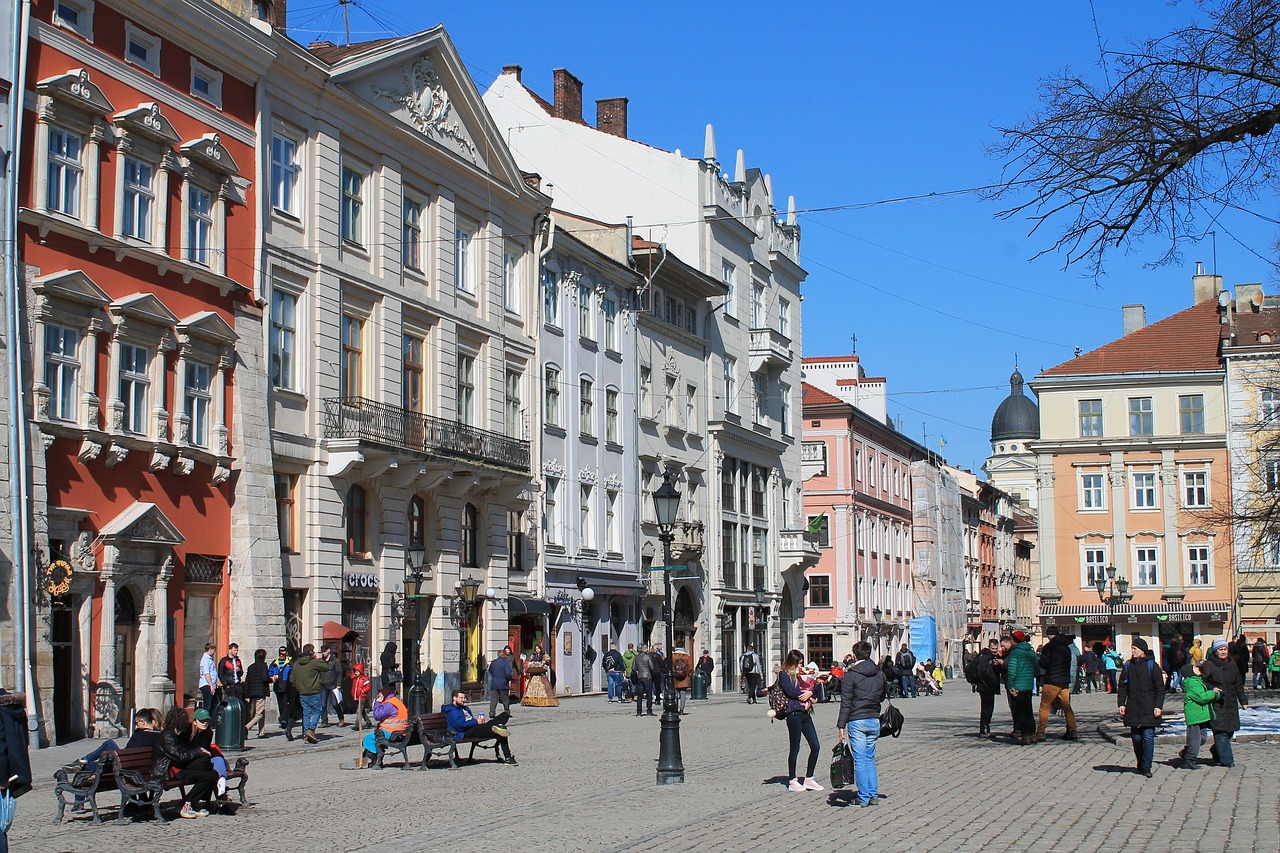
<box><xmin>1118</xmin><ymin>637</ymin><xmax>1165</xmax><ymax>776</ymax></box>
<box><xmin>154</xmin><ymin>706</ymin><xmax>220</xmax><ymax>818</ymax></box>
<box><xmin>364</xmin><ymin>684</ymin><xmax>410</xmax><ymax>767</ymax></box>
<box><xmin>1005</xmin><ymin>631</ymin><xmax>1039</xmax><ymax>744</ymax></box>
<box><xmin>1200</xmin><ymin>636</ymin><xmax>1248</xmax><ymax>768</ymax></box>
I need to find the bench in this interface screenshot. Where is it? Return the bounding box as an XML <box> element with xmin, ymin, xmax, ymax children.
<box><xmin>419</xmin><ymin>711</ymin><xmax>504</xmax><ymax>765</ymax></box>
<box><xmin>369</xmin><ymin>714</ymin><xmax>455</xmax><ymax>770</ymax></box>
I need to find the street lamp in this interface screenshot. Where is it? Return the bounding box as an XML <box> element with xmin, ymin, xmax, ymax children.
<box><xmin>404</xmin><ymin>543</ymin><xmax>427</xmax><ymax>715</ymax></box>
<box><xmin>449</xmin><ymin>577</ymin><xmax>482</xmax><ymax>682</ymax></box>
<box><xmin>652</xmin><ymin>471</ymin><xmax>684</xmax><ymax>785</ymax></box>
<box><xmin>1095</xmin><ymin>564</ymin><xmax>1132</xmax><ymax>648</ymax></box>
<box><xmin>872</xmin><ymin>606</ymin><xmax>883</xmax><ymax>660</ymax></box>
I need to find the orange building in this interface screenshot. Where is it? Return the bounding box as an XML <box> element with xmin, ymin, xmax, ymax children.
<box><xmin>18</xmin><ymin>0</ymin><xmax>273</xmax><ymax>742</ymax></box>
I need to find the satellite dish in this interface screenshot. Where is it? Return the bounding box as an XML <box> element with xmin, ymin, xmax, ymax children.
<box><xmin>1253</xmin><ymin>290</ymin><xmax>1265</xmax><ymax>307</ymax></box>
<box><xmin>1218</xmin><ymin>290</ymin><xmax>1232</xmax><ymax>307</ymax></box>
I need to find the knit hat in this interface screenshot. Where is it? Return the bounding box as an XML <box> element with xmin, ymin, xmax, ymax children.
<box><xmin>193</xmin><ymin>708</ymin><xmax>211</xmax><ymax>722</ymax></box>
<box><xmin>1131</xmin><ymin>637</ymin><xmax>1149</xmax><ymax>653</ymax></box>
<box><xmin>1211</xmin><ymin>638</ymin><xmax>1229</xmax><ymax>653</ymax></box>
<box><xmin>1011</xmin><ymin>630</ymin><xmax>1028</xmax><ymax>643</ymax></box>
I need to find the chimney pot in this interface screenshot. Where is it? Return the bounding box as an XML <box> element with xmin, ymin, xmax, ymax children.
<box><xmin>552</xmin><ymin>68</ymin><xmax>584</xmax><ymax>123</ymax></box>
<box><xmin>502</xmin><ymin>64</ymin><xmax>523</xmax><ymax>82</ymax></box>
<box><xmin>596</xmin><ymin>97</ymin><xmax>628</xmax><ymax>138</ymax></box>
<box><xmin>1122</xmin><ymin>304</ymin><xmax>1146</xmax><ymax>336</ymax></box>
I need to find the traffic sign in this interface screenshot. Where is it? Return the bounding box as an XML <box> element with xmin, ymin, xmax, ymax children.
<box><xmin>647</xmin><ymin>564</ymin><xmax>688</xmax><ymax>572</ymax></box>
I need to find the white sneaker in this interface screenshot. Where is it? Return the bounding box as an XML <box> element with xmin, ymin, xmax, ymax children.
<box><xmin>803</xmin><ymin>778</ymin><xmax>825</xmax><ymax>791</ymax></box>
<box><xmin>216</xmin><ymin>777</ymin><xmax>227</xmax><ymax>797</ymax></box>
<box><xmin>788</xmin><ymin>779</ymin><xmax>806</xmax><ymax>792</ymax></box>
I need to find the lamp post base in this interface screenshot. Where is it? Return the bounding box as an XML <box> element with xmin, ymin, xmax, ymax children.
<box><xmin>656</xmin><ymin>690</ymin><xmax>684</xmax><ymax>785</ymax></box>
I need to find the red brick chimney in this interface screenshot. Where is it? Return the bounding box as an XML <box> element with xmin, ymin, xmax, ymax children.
<box><xmin>552</xmin><ymin>68</ymin><xmax>584</xmax><ymax>124</ymax></box>
<box><xmin>596</xmin><ymin>97</ymin><xmax>628</xmax><ymax>138</ymax></box>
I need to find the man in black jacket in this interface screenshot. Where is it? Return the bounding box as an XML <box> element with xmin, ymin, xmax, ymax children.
<box><xmin>1118</xmin><ymin>637</ymin><xmax>1166</xmax><ymax>777</ymax></box>
<box><xmin>895</xmin><ymin>644</ymin><xmax>917</xmax><ymax>698</ymax></box>
<box><xmin>601</xmin><ymin>643</ymin><xmax>625</xmax><ymax>703</ymax></box>
<box><xmin>837</xmin><ymin>641</ymin><xmax>888</xmax><ymax>807</ymax></box>
<box><xmin>973</xmin><ymin>643</ymin><xmax>1002</xmax><ymax>737</ymax></box>
<box><xmin>1036</xmin><ymin>626</ymin><xmax>1079</xmax><ymax>742</ymax></box>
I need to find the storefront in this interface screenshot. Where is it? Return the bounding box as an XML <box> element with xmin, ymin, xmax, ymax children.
<box><xmin>1043</xmin><ymin>601</ymin><xmax>1232</xmax><ymax>658</ymax></box>
<box><xmin>340</xmin><ymin>570</ymin><xmax>378</xmax><ymax>669</ymax></box>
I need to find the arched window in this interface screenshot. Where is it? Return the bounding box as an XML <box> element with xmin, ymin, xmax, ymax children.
<box><xmin>346</xmin><ymin>485</ymin><xmax>368</xmax><ymax>556</ymax></box>
<box><xmin>461</xmin><ymin>502</ymin><xmax>479</xmax><ymax>567</ymax></box>
<box><xmin>408</xmin><ymin>496</ymin><xmax>425</xmax><ymax>549</ymax></box>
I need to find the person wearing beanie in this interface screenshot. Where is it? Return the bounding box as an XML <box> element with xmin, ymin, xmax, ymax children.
<box><xmin>1201</xmin><ymin>636</ymin><xmax>1248</xmax><ymax>768</ymax></box>
<box><xmin>1118</xmin><ymin>637</ymin><xmax>1165</xmax><ymax>776</ymax></box>
<box><xmin>1176</xmin><ymin>660</ymin><xmax>1220</xmax><ymax>769</ymax></box>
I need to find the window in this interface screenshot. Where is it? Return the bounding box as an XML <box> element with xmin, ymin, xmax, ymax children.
<box><xmin>503</xmin><ymin>247</ymin><xmax>519</xmax><ymax>312</ymax></box>
<box><xmin>270</xmin><ymin>132</ymin><xmax>300</xmax><ymax>215</ymax></box>
<box><xmin>187</xmin><ymin>185</ymin><xmax>213</xmax><ymax>266</ymax></box>
<box><xmin>455</xmin><ymin>352</ymin><xmax>475</xmax><ymax>423</ymax></box>
<box><xmin>402</xmin><ymin>200</ymin><xmax>422</xmax><ymax>270</ymax></box>
<box><xmin>119</xmin><ymin>343</ymin><xmax>150</xmax><ymax>435</ymax></box>
<box><xmin>606</xmin><ymin>490</ymin><xmax>620</xmax><ymax>552</ymax></box>
<box><xmin>461</xmin><ymin>503</ymin><xmax>478</xmax><ymax>567</ymax></box>
<box><xmin>603</xmin><ymin>297</ymin><xmax>618</xmax><ymax>350</ymax></box>
<box><xmin>275</xmin><ymin>473</ymin><xmax>297</xmax><ymax>553</ymax></box>
<box><xmin>408</xmin><ymin>496</ymin><xmax>425</xmax><ymax>552</ymax></box>
<box><xmin>346</xmin><ymin>485</ymin><xmax>368</xmax><ymax>556</ymax></box>
<box><xmin>340</xmin><ymin>166</ymin><xmax>364</xmax><ymax>245</ymax></box>
<box><xmin>184</xmin><ymin>362</ymin><xmax>212</xmax><ymax>447</ymax></box>
<box><xmin>752</xmin><ymin>283</ymin><xmax>765</xmax><ymax>327</ymax></box>
<box><xmin>686</xmin><ymin>384</ymin><xmax>697</xmax><ymax>429</ymax></box>
<box><xmin>44</xmin><ymin>324</ymin><xmax>80</xmax><ymax>422</ymax></box>
<box><xmin>723</xmin><ymin>357</ymin><xmax>736</xmax><ymax>416</ymax></box>
<box><xmin>722</xmin><ymin>261</ymin><xmax>736</xmax><ymax>317</ymax></box>
<box><xmin>403</xmin><ymin>335</ymin><xmax>425</xmax><ymax>413</ymax></box>
<box><xmin>579</xmin><ymin>485</ymin><xmax>594</xmax><ymax>549</ymax></box>
<box><xmin>120</xmin><ymin>157</ymin><xmax>153</xmax><ymax>241</ymax></box>
<box><xmin>47</xmin><ymin>128</ymin><xmax>82</xmax><ymax>217</ymax></box>
<box><xmin>542</xmin><ymin>269</ymin><xmax>560</xmax><ymax>326</ymax></box>
<box><xmin>778</xmin><ymin>298</ymin><xmax>790</xmax><ymax>338</ymax></box>
<box><xmin>721</xmin><ymin>463</ymin><xmax>735</xmax><ymax>512</ymax></box>
<box><xmin>507</xmin><ymin>511</ymin><xmax>525</xmax><ymax>572</ymax></box>
<box><xmin>579</xmin><ymin>377</ymin><xmax>594</xmax><ymax>436</ymax></box>
<box><xmin>124</xmin><ymin>22</ymin><xmax>160</xmax><ymax>75</ymax></box>
<box><xmin>190</xmin><ymin>61</ymin><xmax>223</xmax><ymax>108</ymax></box>
<box><xmin>808</xmin><ymin>575</ymin><xmax>832</xmax><ymax>608</ymax></box>
<box><xmin>454</xmin><ymin>221</ymin><xmax>476</xmax><ymax>293</ymax></box>
<box><xmin>578</xmin><ymin>283</ymin><xmax>592</xmax><ymax>339</ymax></box>
<box><xmin>505</xmin><ymin>369</ymin><xmax>522</xmax><ymax>439</ymax></box>
<box><xmin>1128</xmin><ymin>397</ymin><xmax>1153</xmax><ymax>436</ymax></box>
<box><xmin>1135</xmin><ymin>546</ymin><xmax>1159</xmax><ymax>586</ymax></box>
<box><xmin>751</xmin><ymin>467</ymin><xmax>766</xmax><ymax>517</ymax></box>
<box><xmin>780</xmin><ymin>383</ymin><xmax>791</xmax><ymax>436</ymax></box>
<box><xmin>270</xmin><ymin>289</ymin><xmax>297</xmax><ymax>390</ymax></box>
<box><xmin>1179</xmin><ymin>394</ymin><xmax>1206</xmax><ymax>434</ymax></box>
<box><xmin>1080</xmin><ymin>473</ymin><xmax>1105</xmax><ymax>510</ymax></box>
<box><xmin>1083</xmin><ymin>547</ymin><xmax>1107</xmax><ymax>588</ymax></box>
<box><xmin>753</xmin><ymin>373</ymin><xmax>767</xmax><ymax>424</ymax></box>
<box><xmin>721</xmin><ymin>521</ymin><xmax>737</xmax><ymax>586</ymax></box>
<box><xmin>340</xmin><ymin>314</ymin><xmax>363</xmax><ymax>398</ymax></box>
<box><xmin>1187</xmin><ymin>544</ymin><xmax>1211</xmax><ymax>586</ymax></box>
<box><xmin>545</xmin><ymin>365</ymin><xmax>561</xmax><ymax>428</ymax></box>
<box><xmin>1077</xmin><ymin>399</ymin><xmax>1102</xmax><ymax>436</ymax></box>
<box><xmin>1262</xmin><ymin>389</ymin><xmax>1280</xmax><ymax>424</ymax></box>
<box><xmin>1183</xmin><ymin>470</ymin><xmax>1208</xmax><ymax>507</ymax></box>
<box><xmin>545</xmin><ymin>477</ymin><xmax>561</xmax><ymax>546</ymax></box>
<box><xmin>664</xmin><ymin>376</ymin><xmax>676</xmax><ymax>427</ymax></box>
<box><xmin>1267</xmin><ymin>454</ymin><xmax>1280</xmax><ymax>492</ymax></box>
<box><xmin>605</xmin><ymin>388</ymin><xmax>619</xmax><ymax>443</ymax></box>
<box><xmin>1132</xmin><ymin>471</ymin><xmax>1157</xmax><ymax>509</ymax></box>
<box><xmin>808</xmin><ymin>515</ymin><xmax>830</xmax><ymax>548</ymax></box>
<box><xmin>639</xmin><ymin>366</ymin><xmax>652</xmax><ymax>418</ymax></box>
<box><xmin>54</xmin><ymin>0</ymin><xmax>93</xmax><ymax>39</ymax></box>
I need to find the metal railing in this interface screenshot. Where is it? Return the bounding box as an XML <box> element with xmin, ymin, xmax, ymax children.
<box><xmin>323</xmin><ymin>397</ymin><xmax>531</xmax><ymax>473</ymax></box>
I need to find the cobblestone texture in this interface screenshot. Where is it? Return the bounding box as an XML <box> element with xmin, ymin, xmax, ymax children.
<box><xmin>10</xmin><ymin>689</ymin><xmax>1280</xmax><ymax>852</ymax></box>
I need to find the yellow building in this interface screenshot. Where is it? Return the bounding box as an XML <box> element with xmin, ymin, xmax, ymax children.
<box><xmin>1029</xmin><ymin>282</ymin><xmax>1233</xmax><ymax>656</ymax></box>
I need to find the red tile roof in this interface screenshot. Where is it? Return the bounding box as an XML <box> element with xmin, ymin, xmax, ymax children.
<box><xmin>802</xmin><ymin>355</ymin><xmax>862</xmax><ymax>365</ymax></box>
<box><xmin>307</xmin><ymin>38</ymin><xmax>400</xmax><ymax>65</ymax></box>
<box><xmin>1039</xmin><ymin>299</ymin><xmax>1224</xmax><ymax>376</ymax></box>
<box><xmin>1228</xmin><ymin>305</ymin><xmax>1280</xmax><ymax>348</ymax></box>
<box><xmin>802</xmin><ymin>382</ymin><xmax>845</xmax><ymax>407</ymax></box>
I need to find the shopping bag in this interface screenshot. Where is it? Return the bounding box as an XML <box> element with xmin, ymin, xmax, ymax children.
<box><xmin>829</xmin><ymin>742</ymin><xmax>854</xmax><ymax>788</ymax></box>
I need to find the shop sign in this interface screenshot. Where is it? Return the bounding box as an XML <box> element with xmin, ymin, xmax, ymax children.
<box><xmin>345</xmin><ymin>572</ymin><xmax>379</xmax><ymax>591</ymax></box>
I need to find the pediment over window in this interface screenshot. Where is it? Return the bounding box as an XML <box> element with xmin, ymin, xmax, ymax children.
<box><xmin>33</xmin><ymin>270</ymin><xmax>111</xmax><ymax>310</ymax></box>
<box><xmin>180</xmin><ymin>133</ymin><xmax>239</xmax><ymax>176</ymax></box>
<box><xmin>176</xmin><ymin>311</ymin><xmax>236</xmax><ymax>346</ymax></box>
<box><xmin>97</xmin><ymin>501</ymin><xmax>185</xmax><ymax>546</ymax></box>
<box><xmin>37</xmin><ymin>68</ymin><xmax>114</xmax><ymax>116</ymax></box>
<box><xmin>109</xmin><ymin>293</ymin><xmax>179</xmax><ymax>332</ymax></box>
<box><xmin>113</xmin><ymin>102</ymin><xmax>180</xmax><ymax>147</ymax></box>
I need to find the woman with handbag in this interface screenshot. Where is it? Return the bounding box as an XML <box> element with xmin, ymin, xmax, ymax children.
<box><xmin>779</xmin><ymin>649</ymin><xmax>823</xmax><ymax>792</ymax></box>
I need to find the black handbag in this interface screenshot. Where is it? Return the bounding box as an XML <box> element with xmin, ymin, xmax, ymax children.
<box><xmin>879</xmin><ymin>702</ymin><xmax>904</xmax><ymax>738</ymax></box>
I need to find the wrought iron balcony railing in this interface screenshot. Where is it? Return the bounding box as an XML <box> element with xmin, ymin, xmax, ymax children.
<box><xmin>323</xmin><ymin>397</ymin><xmax>531</xmax><ymax>473</ymax></box>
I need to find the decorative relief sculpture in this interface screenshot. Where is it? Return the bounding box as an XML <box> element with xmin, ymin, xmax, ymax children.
<box><xmin>371</xmin><ymin>55</ymin><xmax>477</xmax><ymax>160</ymax></box>
<box><xmin>104</xmin><ymin>443</ymin><xmax>130</xmax><ymax>468</ymax></box>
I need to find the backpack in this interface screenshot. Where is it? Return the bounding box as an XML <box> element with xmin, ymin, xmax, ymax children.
<box><xmin>963</xmin><ymin>656</ymin><xmax>980</xmax><ymax>685</ymax></box>
<box><xmin>767</xmin><ymin>678</ymin><xmax>789</xmax><ymax>719</ymax></box>
<box><xmin>898</xmin><ymin>651</ymin><xmax>915</xmax><ymax>670</ymax></box>
<box><xmin>740</xmin><ymin>653</ymin><xmax>757</xmax><ymax>675</ymax></box>
<box><xmin>672</xmin><ymin>655</ymin><xmax>691</xmax><ymax>681</ymax></box>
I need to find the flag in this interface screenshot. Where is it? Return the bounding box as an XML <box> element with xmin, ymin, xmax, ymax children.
<box><xmin>807</xmin><ymin>516</ymin><xmax>823</xmax><ymax>535</ymax></box>
<box><xmin>939</xmin><ymin>435</ymin><xmax>948</xmax><ymax>447</ymax></box>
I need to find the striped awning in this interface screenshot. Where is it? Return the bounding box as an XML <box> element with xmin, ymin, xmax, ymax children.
<box><xmin>1040</xmin><ymin>601</ymin><xmax>1232</xmax><ymax>617</ymax></box>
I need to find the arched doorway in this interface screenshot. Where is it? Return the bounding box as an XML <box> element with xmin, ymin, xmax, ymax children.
<box><xmin>114</xmin><ymin>588</ymin><xmax>139</xmax><ymax>719</ymax></box>
<box><xmin>674</xmin><ymin>586</ymin><xmax>698</xmax><ymax>651</ymax></box>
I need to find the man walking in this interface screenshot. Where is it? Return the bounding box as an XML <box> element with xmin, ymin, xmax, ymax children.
<box><xmin>696</xmin><ymin>649</ymin><xmax>715</xmax><ymax>685</ymax></box>
<box><xmin>633</xmin><ymin>645</ymin><xmax>655</xmax><ymax>716</ymax></box>
<box><xmin>198</xmin><ymin>642</ymin><xmax>218</xmax><ymax>715</ymax></box>
<box><xmin>318</xmin><ymin>645</ymin><xmax>345</xmax><ymax>727</ymax></box>
<box><xmin>1036</xmin><ymin>626</ymin><xmax>1079</xmax><ymax>742</ymax></box>
<box><xmin>836</xmin><ymin>641</ymin><xmax>888</xmax><ymax>807</ymax></box>
<box><xmin>740</xmin><ymin>645</ymin><xmax>763</xmax><ymax>703</ymax></box>
<box><xmin>489</xmin><ymin>645</ymin><xmax>516</xmax><ymax>716</ymax></box>
<box><xmin>289</xmin><ymin>644</ymin><xmax>328</xmax><ymax>743</ymax></box>
<box><xmin>1251</xmin><ymin>637</ymin><xmax>1270</xmax><ymax>690</ymax></box>
<box><xmin>602</xmin><ymin>643</ymin><xmax>625</xmax><ymax>703</ymax></box>
<box><xmin>895</xmin><ymin>644</ymin><xmax>917</xmax><ymax>698</ymax></box>
<box><xmin>268</xmin><ymin>646</ymin><xmax>291</xmax><ymax>729</ymax></box>
<box><xmin>1119</xmin><ymin>637</ymin><xmax>1166</xmax><ymax>777</ymax></box>
<box><xmin>1005</xmin><ymin>630</ymin><xmax>1038</xmax><ymax>744</ymax></box>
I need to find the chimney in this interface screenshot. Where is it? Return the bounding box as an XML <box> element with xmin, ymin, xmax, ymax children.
<box><xmin>1192</xmin><ymin>262</ymin><xmax>1222</xmax><ymax>305</ymax></box>
<box><xmin>1122</xmin><ymin>304</ymin><xmax>1146</xmax><ymax>336</ymax></box>
<box><xmin>596</xmin><ymin>97</ymin><xmax>628</xmax><ymax>138</ymax></box>
<box><xmin>502</xmin><ymin>64</ymin><xmax>522</xmax><ymax>82</ymax></box>
<box><xmin>1236</xmin><ymin>283</ymin><xmax>1264</xmax><ymax>313</ymax></box>
<box><xmin>552</xmin><ymin>68</ymin><xmax>583</xmax><ymax>123</ymax></box>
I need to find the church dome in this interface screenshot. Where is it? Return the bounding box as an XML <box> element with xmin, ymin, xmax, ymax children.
<box><xmin>991</xmin><ymin>369</ymin><xmax>1039</xmax><ymax>442</ymax></box>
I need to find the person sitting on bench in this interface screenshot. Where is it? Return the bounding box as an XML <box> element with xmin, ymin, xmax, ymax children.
<box><xmin>362</xmin><ymin>684</ymin><xmax>409</xmax><ymax>766</ymax></box>
<box><xmin>68</xmin><ymin>708</ymin><xmax>162</xmax><ymax>811</ymax></box>
<box><xmin>443</xmin><ymin>689</ymin><xmax>518</xmax><ymax>765</ymax></box>
<box><xmin>155</xmin><ymin>707</ymin><xmax>220</xmax><ymax>819</ymax></box>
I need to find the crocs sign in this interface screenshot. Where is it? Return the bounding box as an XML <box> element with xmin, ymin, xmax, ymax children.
<box><xmin>346</xmin><ymin>572</ymin><xmax>379</xmax><ymax>590</ymax></box>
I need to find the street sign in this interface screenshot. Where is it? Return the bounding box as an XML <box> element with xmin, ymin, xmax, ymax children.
<box><xmin>647</xmin><ymin>564</ymin><xmax>688</xmax><ymax>572</ymax></box>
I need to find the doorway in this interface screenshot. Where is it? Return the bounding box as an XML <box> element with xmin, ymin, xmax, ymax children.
<box><xmin>51</xmin><ymin>595</ymin><xmax>79</xmax><ymax>743</ymax></box>
<box><xmin>114</xmin><ymin>589</ymin><xmax>139</xmax><ymax>721</ymax></box>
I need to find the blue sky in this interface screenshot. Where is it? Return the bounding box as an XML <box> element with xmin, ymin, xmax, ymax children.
<box><xmin>290</xmin><ymin>1</ymin><xmax>1275</xmax><ymax>473</ymax></box>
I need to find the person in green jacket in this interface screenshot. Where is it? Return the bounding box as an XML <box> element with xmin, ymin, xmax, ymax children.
<box><xmin>1268</xmin><ymin>648</ymin><xmax>1280</xmax><ymax>689</ymax></box>
<box><xmin>1177</xmin><ymin>661</ymin><xmax>1221</xmax><ymax>769</ymax></box>
<box><xmin>288</xmin><ymin>644</ymin><xmax>329</xmax><ymax>743</ymax></box>
<box><xmin>1005</xmin><ymin>631</ymin><xmax>1039</xmax><ymax>744</ymax></box>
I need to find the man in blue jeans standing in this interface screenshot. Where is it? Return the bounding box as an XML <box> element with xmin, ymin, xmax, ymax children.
<box><xmin>837</xmin><ymin>641</ymin><xmax>888</xmax><ymax>807</ymax></box>
<box><xmin>894</xmin><ymin>644</ymin><xmax>917</xmax><ymax>698</ymax></box>
<box><xmin>602</xmin><ymin>643</ymin><xmax>625</xmax><ymax>703</ymax></box>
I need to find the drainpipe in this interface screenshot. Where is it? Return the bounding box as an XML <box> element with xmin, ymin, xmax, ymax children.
<box><xmin>7</xmin><ymin>0</ymin><xmax>38</xmax><ymax>746</ymax></box>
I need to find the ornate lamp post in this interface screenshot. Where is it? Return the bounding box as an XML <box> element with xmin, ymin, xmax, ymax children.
<box><xmin>450</xmin><ymin>577</ymin><xmax>482</xmax><ymax>682</ymax></box>
<box><xmin>652</xmin><ymin>471</ymin><xmax>684</xmax><ymax>785</ymax></box>
<box><xmin>403</xmin><ymin>543</ymin><xmax>427</xmax><ymax>714</ymax></box>
<box><xmin>1095</xmin><ymin>564</ymin><xmax>1132</xmax><ymax>648</ymax></box>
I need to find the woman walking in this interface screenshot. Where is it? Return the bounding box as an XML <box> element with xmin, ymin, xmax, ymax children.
<box><xmin>778</xmin><ymin>649</ymin><xmax>822</xmax><ymax>792</ymax></box>
<box><xmin>1201</xmin><ymin>637</ymin><xmax>1248</xmax><ymax>768</ymax></box>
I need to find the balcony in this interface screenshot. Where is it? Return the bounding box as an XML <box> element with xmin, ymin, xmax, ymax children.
<box><xmin>323</xmin><ymin>397</ymin><xmax>530</xmax><ymax>474</ymax></box>
<box><xmin>749</xmin><ymin>327</ymin><xmax>793</xmax><ymax>373</ymax></box>
<box><xmin>779</xmin><ymin>529</ymin><xmax>821</xmax><ymax>573</ymax></box>
<box><xmin>671</xmin><ymin>521</ymin><xmax>705</xmax><ymax>563</ymax></box>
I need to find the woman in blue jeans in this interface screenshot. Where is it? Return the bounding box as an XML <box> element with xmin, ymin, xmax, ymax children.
<box><xmin>778</xmin><ymin>649</ymin><xmax>822</xmax><ymax>792</ymax></box>
<box><xmin>837</xmin><ymin>641</ymin><xmax>888</xmax><ymax>807</ymax></box>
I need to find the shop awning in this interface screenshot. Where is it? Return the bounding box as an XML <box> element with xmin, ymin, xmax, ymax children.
<box><xmin>1041</xmin><ymin>602</ymin><xmax>1231</xmax><ymax>617</ymax></box>
<box><xmin>322</xmin><ymin>620</ymin><xmax>359</xmax><ymax>642</ymax></box>
<box><xmin>507</xmin><ymin>597</ymin><xmax>552</xmax><ymax>616</ymax></box>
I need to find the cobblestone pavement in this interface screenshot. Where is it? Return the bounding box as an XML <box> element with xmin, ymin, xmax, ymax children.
<box><xmin>10</xmin><ymin>688</ymin><xmax>1280</xmax><ymax>852</ymax></box>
